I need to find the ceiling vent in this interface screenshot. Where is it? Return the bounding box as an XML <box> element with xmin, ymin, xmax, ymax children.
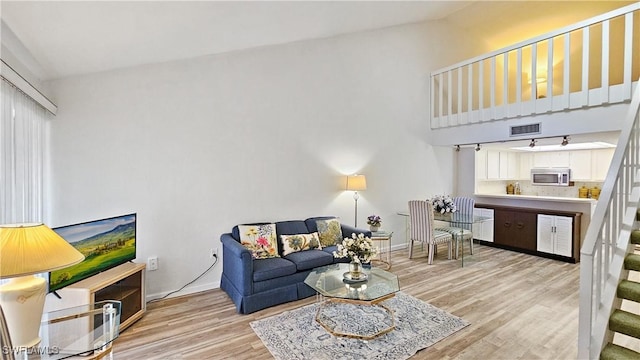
<box><xmin>510</xmin><ymin>123</ymin><xmax>541</xmax><ymax>137</ymax></box>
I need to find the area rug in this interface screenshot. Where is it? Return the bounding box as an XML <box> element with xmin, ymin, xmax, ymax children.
<box><xmin>250</xmin><ymin>291</ymin><xmax>469</xmax><ymax>360</ymax></box>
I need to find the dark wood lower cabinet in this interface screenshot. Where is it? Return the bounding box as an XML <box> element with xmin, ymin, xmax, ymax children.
<box><xmin>477</xmin><ymin>204</ymin><xmax>582</xmax><ymax>263</ymax></box>
<box><xmin>494</xmin><ymin>209</ymin><xmax>537</xmax><ymax>251</ymax></box>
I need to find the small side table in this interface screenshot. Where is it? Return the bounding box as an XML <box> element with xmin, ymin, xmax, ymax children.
<box><xmin>370</xmin><ymin>231</ymin><xmax>393</xmax><ymax>270</ymax></box>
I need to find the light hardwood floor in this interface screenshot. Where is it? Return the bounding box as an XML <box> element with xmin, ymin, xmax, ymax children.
<box><xmin>113</xmin><ymin>243</ymin><xmax>580</xmax><ymax>359</ymax></box>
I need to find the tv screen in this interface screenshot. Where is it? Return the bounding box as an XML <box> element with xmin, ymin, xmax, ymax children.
<box><xmin>49</xmin><ymin>213</ymin><xmax>136</xmax><ymax>293</ymax></box>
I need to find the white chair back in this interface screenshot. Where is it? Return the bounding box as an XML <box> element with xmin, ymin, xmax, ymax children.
<box><xmin>452</xmin><ymin>196</ymin><xmax>475</xmax><ymax>230</ymax></box>
<box><xmin>408</xmin><ymin>200</ymin><xmax>435</xmax><ymax>244</ymax></box>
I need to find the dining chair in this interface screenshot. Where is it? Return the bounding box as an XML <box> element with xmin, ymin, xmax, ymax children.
<box><xmin>436</xmin><ymin>196</ymin><xmax>475</xmax><ymax>258</ymax></box>
<box><xmin>408</xmin><ymin>200</ymin><xmax>453</xmax><ymax>264</ymax></box>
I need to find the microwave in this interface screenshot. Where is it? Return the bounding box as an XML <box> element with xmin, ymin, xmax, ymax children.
<box><xmin>531</xmin><ymin>168</ymin><xmax>572</xmax><ymax>186</ymax></box>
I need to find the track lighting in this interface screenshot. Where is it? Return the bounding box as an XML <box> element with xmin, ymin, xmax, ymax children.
<box><xmin>561</xmin><ymin>136</ymin><xmax>570</xmax><ymax>146</ymax></box>
<box><xmin>475</xmin><ymin>144</ymin><xmax>481</xmax><ymax>152</ymax></box>
<box><xmin>529</xmin><ymin>139</ymin><xmax>537</xmax><ymax>148</ymax></box>
<box><xmin>455</xmin><ymin>145</ymin><xmax>460</xmax><ymax>152</ymax></box>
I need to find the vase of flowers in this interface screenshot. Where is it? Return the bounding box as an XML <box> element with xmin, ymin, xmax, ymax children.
<box><xmin>333</xmin><ymin>233</ymin><xmax>378</xmax><ymax>279</ymax></box>
<box><xmin>366</xmin><ymin>214</ymin><xmax>382</xmax><ymax>232</ymax></box>
<box><xmin>431</xmin><ymin>194</ymin><xmax>457</xmax><ymax>218</ymax></box>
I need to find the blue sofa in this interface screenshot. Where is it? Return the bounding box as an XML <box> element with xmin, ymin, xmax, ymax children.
<box><xmin>220</xmin><ymin>216</ymin><xmax>371</xmax><ymax>314</ymax></box>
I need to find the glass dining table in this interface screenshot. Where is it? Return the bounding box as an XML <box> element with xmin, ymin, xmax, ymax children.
<box><xmin>397</xmin><ymin>211</ymin><xmax>492</xmax><ymax>267</ymax></box>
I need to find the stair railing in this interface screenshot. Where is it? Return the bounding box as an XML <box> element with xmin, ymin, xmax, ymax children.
<box><xmin>578</xmin><ymin>80</ymin><xmax>640</xmax><ymax>359</ymax></box>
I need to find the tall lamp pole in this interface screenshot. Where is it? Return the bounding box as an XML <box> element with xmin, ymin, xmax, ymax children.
<box><xmin>346</xmin><ymin>174</ymin><xmax>367</xmax><ymax>227</ymax></box>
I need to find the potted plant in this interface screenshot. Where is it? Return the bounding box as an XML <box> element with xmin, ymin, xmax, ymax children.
<box><xmin>366</xmin><ymin>214</ymin><xmax>382</xmax><ymax>232</ymax></box>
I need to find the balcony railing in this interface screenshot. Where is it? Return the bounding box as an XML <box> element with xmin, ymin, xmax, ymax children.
<box><xmin>430</xmin><ymin>3</ymin><xmax>639</xmax><ymax>129</ymax></box>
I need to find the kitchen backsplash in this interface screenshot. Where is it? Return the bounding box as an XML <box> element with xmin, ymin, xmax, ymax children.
<box><xmin>477</xmin><ymin>180</ymin><xmax>604</xmax><ymax>198</ymax></box>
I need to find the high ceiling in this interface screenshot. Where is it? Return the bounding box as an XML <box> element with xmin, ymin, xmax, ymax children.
<box><xmin>0</xmin><ymin>1</ymin><xmax>635</xmax><ymax>81</ymax></box>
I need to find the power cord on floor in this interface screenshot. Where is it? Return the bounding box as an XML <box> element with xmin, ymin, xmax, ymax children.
<box><xmin>148</xmin><ymin>253</ymin><xmax>219</xmax><ymax>303</ymax></box>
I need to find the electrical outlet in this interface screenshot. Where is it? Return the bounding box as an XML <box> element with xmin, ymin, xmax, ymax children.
<box><xmin>210</xmin><ymin>248</ymin><xmax>218</xmax><ymax>259</ymax></box>
<box><xmin>148</xmin><ymin>256</ymin><xmax>158</xmax><ymax>271</ymax></box>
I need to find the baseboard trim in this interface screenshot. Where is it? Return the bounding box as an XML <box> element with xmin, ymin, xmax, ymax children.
<box><xmin>146</xmin><ymin>281</ymin><xmax>220</xmax><ymax>302</ymax></box>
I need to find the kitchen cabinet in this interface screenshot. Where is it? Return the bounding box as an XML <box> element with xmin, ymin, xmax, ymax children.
<box><xmin>518</xmin><ymin>152</ymin><xmax>533</xmax><ymax>180</ymax></box>
<box><xmin>476</xmin><ymin>149</ymin><xmax>487</xmax><ymax>180</ymax></box>
<box><xmin>569</xmin><ymin>150</ymin><xmax>592</xmax><ymax>181</ymax></box>
<box><xmin>475</xmin><ymin>204</ymin><xmax>582</xmax><ymax>262</ymax></box>
<box><xmin>472</xmin><ymin>207</ymin><xmax>494</xmax><ymax>242</ymax></box>
<box><xmin>485</xmin><ymin>150</ymin><xmax>518</xmax><ymax>180</ymax></box>
<box><xmin>592</xmin><ymin>148</ymin><xmax>615</xmax><ymax>181</ymax></box>
<box><xmin>487</xmin><ymin>150</ymin><xmax>500</xmax><ymax>179</ymax></box>
<box><xmin>494</xmin><ymin>208</ymin><xmax>537</xmax><ymax>251</ymax></box>
<box><xmin>505</xmin><ymin>152</ymin><xmax>518</xmax><ymax>179</ymax></box>
<box><xmin>533</xmin><ymin>151</ymin><xmax>570</xmax><ymax>168</ymax></box>
<box><xmin>537</xmin><ymin>214</ymin><xmax>573</xmax><ymax>257</ymax></box>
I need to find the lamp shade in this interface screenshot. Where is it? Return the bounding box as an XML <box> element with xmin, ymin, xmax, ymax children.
<box><xmin>0</xmin><ymin>223</ymin><xmax>85</xmax><ymax>278</ymax></box>
<box><xmin>346</xmin><ymin>174</ymin><xmax>367</xmax><ymax>191</ymax></box>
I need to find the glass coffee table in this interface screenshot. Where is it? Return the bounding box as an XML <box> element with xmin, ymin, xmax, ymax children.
<box><xmin>304</xmin><ymin>263</ymin><xmax>400</xmax><ymax>340</ymax></box>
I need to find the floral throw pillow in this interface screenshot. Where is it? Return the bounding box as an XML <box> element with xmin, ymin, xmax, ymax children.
<box><xmin>316</xmin><ymin>219</ymin><xmax>343</xmax><ymax>247</ymax></box>
<box><xmin>280</xmin><ymin>232</ymin><xmax>322</xmax><ymax>256</ymax></box>
<box><xmin>238</xmin><ymin>224</ymin><xmax>279</xmax><ymax>259</ymax></box>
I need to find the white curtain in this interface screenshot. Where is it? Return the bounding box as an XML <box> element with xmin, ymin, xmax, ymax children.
<box><xmin>0</xmin><ymin>79</ymin><xmax>48</xmax><ymax>225</ymax></box>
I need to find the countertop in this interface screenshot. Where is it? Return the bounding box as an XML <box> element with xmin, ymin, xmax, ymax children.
<box><xmin>475</xmin><ymin>193</ymin><xmax>598</xmax><ymax>204</ymax></box>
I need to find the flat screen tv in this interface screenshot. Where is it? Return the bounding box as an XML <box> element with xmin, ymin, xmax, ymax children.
<box><xmin>49</xmin><ymin>213</ymin><xmax>136</xmax><ymax>293</ymax></box>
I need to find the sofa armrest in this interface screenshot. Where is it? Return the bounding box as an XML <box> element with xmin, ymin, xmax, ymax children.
<box><xmin>340</xmin><ymin>224</ymin><xmax>372</xmax><ymax>238</ymax></box>
<box><xmin>220</xmin><ymin>233</ymin><xmax>254</xmax><ymax>296</ymax></box>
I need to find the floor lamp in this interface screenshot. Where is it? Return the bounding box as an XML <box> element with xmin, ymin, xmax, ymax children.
<box><xmin>346</xmin><ymin>174</ymin><xmax>367</xmax><ymax>227</ymax></box>
<box><xmin>0</xmin><ymin>223</ymin><xmax>85</xmax><ymax>349</ymax></box>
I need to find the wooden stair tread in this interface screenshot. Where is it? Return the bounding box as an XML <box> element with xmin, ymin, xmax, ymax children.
<box><xmin>610</xmin><ymin>309</ymin><xmax>640</xmax><ymax>339</ymax></box>
<box><xmin>618</xmin><ymin>280</ymin><xmax>640</xmax><ymax>303</ymax></box>
<box><xmin>625</xmin><ymin>254</ymin><xmax>640</xmax><ymax>272</ymax></box>
<box><xmin>601</xmin><ymin>343</ymin><xmax>640</xmax><ymax>360</ymax></box>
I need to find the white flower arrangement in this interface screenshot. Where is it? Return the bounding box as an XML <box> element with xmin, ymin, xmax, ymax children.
<box><xmin>431</xmin><ymin>194</ymin><xmax>457</xmax><ymax>214</ymax></box>
<box><xmin>333</xmin><ymin>233</ymin><xmax>378</xmax><ymax>263</ymax></box>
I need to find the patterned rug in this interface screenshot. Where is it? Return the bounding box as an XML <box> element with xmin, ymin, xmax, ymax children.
<box><xmin>250</xmin><ymin>291</ymin><xmax>469</xmax><ymax>360</ymax></box>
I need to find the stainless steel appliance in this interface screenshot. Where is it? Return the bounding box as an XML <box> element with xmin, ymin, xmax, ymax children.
<box><xmin>531</xmin><ymin>168</ymin><xmax>571</xmax><ymax>186</ymax></box>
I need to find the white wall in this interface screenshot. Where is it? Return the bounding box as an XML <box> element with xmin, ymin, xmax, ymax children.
<box><xmin>46</xmin><ymin>21</ymin><xmax>484</xmax><ymax>299</ymax></box>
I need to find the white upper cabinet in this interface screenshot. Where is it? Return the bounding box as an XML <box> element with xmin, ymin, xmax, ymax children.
<box><xmin>591</xmin><ymin>148</ymin><xmax>615</xmax><ymax>181</ymax></box>
<box><xmin>569</xmin><ymin>150</ymin><xmax>592</xmax><ymax>181</ymax></box>
<box><xmin>533</xmin><ymin>152</ymin><xmax>570</xmax><ymax>168</ymax></box>
<box><xmin>487</xmin><ymin>150</ymin><xmax>500</xmax><ymax>180</ymax></box>
<box><xmin>476</xmin><ymin>147</ymin><xmax>615</xmax><ymax>184</ymax></box>
<box><xmin>476</xmin><ymin>149</ymin><xmax>487</xmax><ymax>180</ymax></box>
<box><xmin>484</xmin><ymin>150</ymin><xmax>519</xmax><ymax>180</ymax></box>
<box><xmin>518</xmin><ymin>153</ymin><xmax>533</xmax><ymax>180</ymax></box>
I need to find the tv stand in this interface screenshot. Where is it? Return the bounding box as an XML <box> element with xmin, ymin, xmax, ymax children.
<box><xmin>45</xmin><ymin>262</ymin><xmax>146</xmax><ymax>331</ymax></box>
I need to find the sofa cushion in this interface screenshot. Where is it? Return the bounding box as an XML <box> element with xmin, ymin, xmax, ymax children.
<box><xmin>252</xmin><ymin>257</ymin><xmax>297</xmax><ymax>282</ymax></box>
<box><xmin>284</xmin><ymin>249</ymin><xmax>334</xmax><ymax>271</ymax></box>
<box><xmin>304</xmin><ymin>216</ymin><xmax>337</xmax><ymax>233</ymax></box>
<box><xmin>281</xmin><ymin>232</ymin><xmax>322</xmax><ymax>256</ymax></box>
<box><xmin>275</xmin><ymin>220</ymin><xmax>310</xmax><ymax>236</ymax></box>
<box><xmin>315</xmin><ymin>218</ymin><xmax>343</xmax><ymax>247</ymax></box>
<box><xmin>238</xmin><ymin>224</ymin><xmax>279</xmax><ymax>259</ymax></box>
<box><xmin>232</xmin><ymin>222</ymin><xmax>271</xmax><ymax>241</ymax></box>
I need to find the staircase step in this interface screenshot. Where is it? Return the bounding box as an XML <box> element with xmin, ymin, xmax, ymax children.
<box><xmin>601</xmin><ymin>343</ymin><xmax>640</xmax><ymax>360</ymax></box>
<box><xmin>632</xmin><ymin>230</ymin><xmax>640</xmax><ymax>245</ymax></box>
<box><xmin>625</xmin><ymin>254</ymin><xmax>640</xmax><ymax>272</ymax></box>
<box><xmin>637</xmin><ymin>209</ymin><xmax>640</xmax><ymax>222</ymax></box>
<box><xmin>610</xmin><ymin>309</ymin><xmax>640</xmax><ymax>339</ymax></box>
<box><xmin>618</xmin><ymin>280</ymin><xmax>640</xmax><ymax>303</ymax></box>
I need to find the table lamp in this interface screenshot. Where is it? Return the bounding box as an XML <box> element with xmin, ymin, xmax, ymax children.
<box><xmin>346</xmin><ymin>174</ymin><xmax>367</xmax><ymax>227</ymax></box>
<box><xmin>0</xmin><ymin>223</ymin><xmax>85</xmax><ymax>348</ymax></box>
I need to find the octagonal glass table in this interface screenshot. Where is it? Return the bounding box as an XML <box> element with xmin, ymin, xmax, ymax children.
<box><xmin>304</xmin><ymin>263</ymin><xmax>400</xmax><ymax>340</ymax></box>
